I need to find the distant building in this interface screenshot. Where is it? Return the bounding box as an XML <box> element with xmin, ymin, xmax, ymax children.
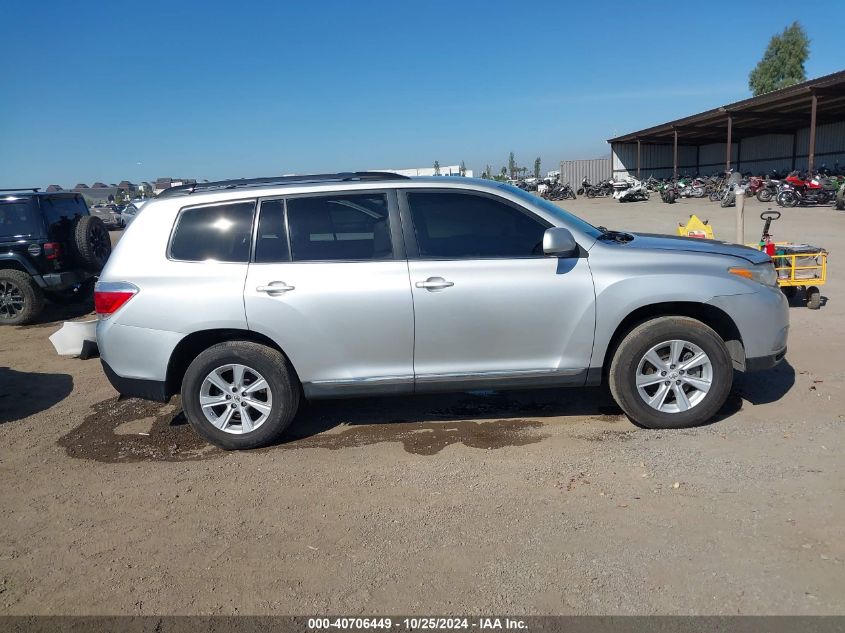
<box><xmin>73</xmin><ymin>183</ymin><xmax>89</xmax><ymax>191</ymax></box>
<box><xmin>46</xmin><ymin>184</ymin><xmax>63</xmax><ymax>192</ymax></box>
<box><xmin>117</xmin><ymin>180</ymin><xmax>137</xmax><ymax>192</ymax></box>
<box><xmin>374</xmin><ymin>165</ymin><xmax>473</xmax><ymax>177</ymax></box>
<box><xmin>153</xmin><ymin>177</ymin><xmax>196</xmax><ymax>196</ymax></box>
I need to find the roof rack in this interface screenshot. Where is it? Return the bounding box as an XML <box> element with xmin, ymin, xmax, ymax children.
<box><xmin>157</xmin><ymin>171</ymin><xmax>411</xmax><ymax>198</ymax></box>
<box><xmin>0</xmin><ymin>188</ymin><xmax>40</xmax><ymax>193</ymax></box>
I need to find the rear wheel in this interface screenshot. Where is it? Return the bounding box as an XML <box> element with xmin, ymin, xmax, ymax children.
<box><xmin>0</xmin><ymin>269</ymin><xmax>44</xmax><ymax>326</ymax></box>
<box><xmin>181</xmin><ymin>341</ymin><xmax>300</xmax><ymax>449</ymax></box>
<box><xmin>806</xmin><ymin>287</ymin><xmax>821</xmax><ymax>310</ymax></box>
<box><xmin>609</xmin><ymin>316</ymin><xmax>733</xmax><ymax>429</ymax></box>
<box><xmin>757</xmin><ymin>189</ymin><xmax>773</xmax><ymax>203</ymax></box>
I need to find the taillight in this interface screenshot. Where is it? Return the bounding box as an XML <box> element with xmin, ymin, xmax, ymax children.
<box><xmin>94</xmin><ymin>282</ymin><xmax>138</xmax><ymax>317</ymax></box>
<box><xmin>44</xmin><ymin>242</ymin><xmax>62</xmax><ymax>260</ymax></box>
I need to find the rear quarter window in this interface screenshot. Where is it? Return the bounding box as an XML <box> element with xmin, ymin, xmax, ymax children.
<box><xmin>0</xmin><ymin>200</ymin><xmax>42</xmax><ymax>238</ymax></box>
<box><xmin>169</xmin><ymin>201</ymin><xmax>255</xmax><ymax>262</ymax></box>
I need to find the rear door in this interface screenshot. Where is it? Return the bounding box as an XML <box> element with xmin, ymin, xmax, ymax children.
<box><xmin>243</xmin><ymin>190</ymin><xmax>415</xmax><ymax>396</ymax></box>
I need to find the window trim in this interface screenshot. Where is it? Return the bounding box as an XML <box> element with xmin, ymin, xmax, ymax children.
<box><xmin>166</xmin><ymin>198</ymin><xmax>257</xmax><ymax>264</ymax></box>
<box><xmin>252</xmin><ymin>189</ymin><xmax>403</xmax><ymax>264</ymax></box>
<box><xmin>397</xmin><ymin>188</ymin><xmax>553</xmax><ymax>261</ymax></box>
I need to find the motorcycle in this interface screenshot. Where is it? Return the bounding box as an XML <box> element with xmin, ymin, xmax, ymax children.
<box><xmin>659</xmin><ymin>181</ymin><xmax>678</xmax><ymax>203</ymax></box>
<box><xmin>613</xmin><ymin>177</ymin><xmax>649</xmax><ymax>202</ymax></box>
<box><xmin>777</xmin><ymin>171</ymin><xmax>832</xmax><ymax>207</ymax></box>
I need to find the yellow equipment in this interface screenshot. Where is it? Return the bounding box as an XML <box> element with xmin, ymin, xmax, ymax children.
<box><xmin>746</xmin><ymin>242</ymin><xmax>828</xmax><ymax>310</ymax></box>
<box><xmin>677</xmin><ymin>214</ymin><xmax>714</xmax><ymax>239</ymax></box>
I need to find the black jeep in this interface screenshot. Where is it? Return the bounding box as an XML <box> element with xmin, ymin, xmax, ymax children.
<box><xmin>0</xmin><ymin>189</ymin><xmax>112</xmax><ymax>325</ymax></box>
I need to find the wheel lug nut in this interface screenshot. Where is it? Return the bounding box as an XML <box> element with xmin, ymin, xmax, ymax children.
<box><xmin>231</xmin><ymin>403</ymin><xmax>237</xmax><ymax>409</ymax></box>
<box><xmin>679</xmin><ymin>370</ymin><xmax>685</xmax><ymax>374</ymax></box>
<box><xmin>661</xmin><ymin>371</ymin><xmax>667</xmax><ymax>376</ymax></box>
<box><xmin>664</xmin><ymin>381</ymin><xmax>670</xmax><ymax>385</ymax></box>
<box><xmin>670</xmin><ymin>364</ymin><xmax>676</xmax><ymax>369</ymax></box>
<box><xmin>226</xmin><ymin>395</ymin><xmax>231</xmax><ymax>400</ymax></box>
<box><xmin>676</xmin><ymin>380</ymin><xmax>681</xmax><ymax>385</ymax></box>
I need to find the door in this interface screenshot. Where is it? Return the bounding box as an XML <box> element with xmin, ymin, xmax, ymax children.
<box><xmin>401</xmin><ymin>190</ymin><xmax>596</xmax><ymax>390</ymax></box>
<box><xmin>244</xmin><ymin>190</ymin><xmax>414</xmax><ymax>397</ymax></box>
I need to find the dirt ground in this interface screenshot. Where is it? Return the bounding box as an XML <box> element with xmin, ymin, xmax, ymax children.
<box><xmin>1</xmin><ymin>195</ymin><xmax>843</xmax><ymax>616</ymax></box>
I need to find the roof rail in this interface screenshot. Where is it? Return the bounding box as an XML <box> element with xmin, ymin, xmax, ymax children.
<box><xmin>0</xmin><ymin>188</ymin><xmax>40</xmax><ymax>193</ymax></box>
<box><xmin>157</xmin><ymin>171</ymin><xmax>411</xmax><ymax>198</ymax></box>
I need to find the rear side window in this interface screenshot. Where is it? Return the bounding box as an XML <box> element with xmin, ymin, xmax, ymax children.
<box><xmin>170</xmin><ymin>201</ymin><xmax>255</xmax><ymax>262</ymax></box>
<box><xmin>406</xmin><ymin>192</ymin><xmax>549</xmax><ymax>259</ymax></box>
<box><xmin>254</xmin><ymin>200</ymin><xmax>290</xmax><ymax>263</ymax></box>
<box><xmin>286</xmin><ymin>193</ymin><xmax>392</xmax><ymax>261</ymax></box>
<box><xmin>0</xmin><ymin>200</ymin><xmax>42</xmax><ymax>237</ymax></box>
<box><xmin>43</xmin><ymin>195</ymin><xmax>88</xmax><ymax>224</ymax></box>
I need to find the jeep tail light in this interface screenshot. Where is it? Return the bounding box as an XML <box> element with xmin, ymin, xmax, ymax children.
<box><xmin>94</xmin><ymin>282</ymin><xmax>139</xmax><ymax>317</ymax></box>
<box><xmin>44</xmin><ymin>242</ymin><xmax>62</xmax><ymax>260</ymax></box>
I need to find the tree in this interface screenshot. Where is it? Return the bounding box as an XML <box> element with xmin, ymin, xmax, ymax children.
<box><xmin>508</xmin><ymin>152</ymin><xmax>516</xmax><ymax>179</ymax></box>
<box><xmin>534</xmin><ymin>157</ymin><xmax>541</xmax><ymax>179</ymax></box>
<box><xmin>500</xmin><ymin>166</ymin><xmax>507</xmax><ymax>179</ymax></box>
<box><xmin>748</xmin><ymin>22</ymin><xmax>809</xmax><ymax>96</ymax></box>
<box><xmin>459</xmin><ymin>160</ymin><xmax>466</xmax><ymax>177</ymax></box>
<box><xmin>484</xmin><ymin>164</ymin><xmax>492</xmax><ymax>179</ymax></box>
<box><xmin>433</xmin><ymin>160</ymin><xmax>441</xmax><ymax>176</ymax></box>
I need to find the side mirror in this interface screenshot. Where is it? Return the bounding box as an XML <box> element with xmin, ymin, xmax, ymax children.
<box><xmin>543</xmin><ymin>227</ymin><xmax>578</xmax><ymax>256</ymax></box>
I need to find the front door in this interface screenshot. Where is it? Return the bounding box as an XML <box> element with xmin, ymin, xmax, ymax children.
<box><xmin>244</xmin><ymin>191</ymin><xmax>414</xmax><ymax>397</ymax></box>
<box><xmin>401</xmin><ymin>189</ymin><xmax>596</xmax><ymax>390</ymax></box>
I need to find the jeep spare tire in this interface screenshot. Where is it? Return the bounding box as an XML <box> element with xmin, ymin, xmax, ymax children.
<box><xmin>74</xmin><ymin>215</ymin><xmax>112</xmax><ymax>271</ymax></box>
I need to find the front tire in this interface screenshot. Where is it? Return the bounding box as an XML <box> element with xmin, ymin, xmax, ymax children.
<box><xmin>609</xmin><ymin>317</ymin><xmax>733</xmax><ymax>429</ymax></box>
<box><xmin>181</xmin><ymin>341</ymin><xmax>300</xmax><ymax>449</ymax></box>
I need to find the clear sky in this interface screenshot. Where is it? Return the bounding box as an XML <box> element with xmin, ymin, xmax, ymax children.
<box><xmin>1</xmin><ymin>0</ymin><xmax>842</xmax><ymax>187</ymax></box>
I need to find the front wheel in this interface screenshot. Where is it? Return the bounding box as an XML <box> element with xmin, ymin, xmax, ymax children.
<box><xmin>608</xmin><ymin>316</ymin><xmax>733</xmax><ymax>429</ymax></box>
<box><xmin>181</xmin><ymin>341</ymin><xmax>300</xmax><ymax>449</ymax></box>
<box><xmin>757</xmin><ymin>189</ymin><xmax>773</xmax><ymax>203</ymax></box>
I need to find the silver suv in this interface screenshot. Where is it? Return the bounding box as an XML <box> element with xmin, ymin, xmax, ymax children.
<box><xmin>95</xmin><ymin>172</ymin><xmax>788</xmax><ymax>449</ymax></box>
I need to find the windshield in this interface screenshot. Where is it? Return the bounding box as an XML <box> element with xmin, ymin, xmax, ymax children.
<box><xmin>0</xmin><ymin>200</ymin><xmax>42</xmax><ymax>238</ymax></box>
<box><xmin>497</xmin><ymin>184</ymin><xmax>603</xmax><ymax>239</ymax></box>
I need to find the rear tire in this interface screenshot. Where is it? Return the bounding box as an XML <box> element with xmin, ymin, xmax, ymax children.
<box><xmin>181</xmin><ymin>341</ymin><xmax>300</xmax><ymax>449</ymax></box>
<box><xmin>807</xmin><ymin>287</ymin><xmax>821</xmax><ymax>310</ymax></box>
<box><xmin>608</xmin><ymin>316</ymin><xmax>733</xmax><ymax>429</ymax></box>
<box><xmin>0</xmin><ymin>269</ymin><xmax>44</xmax><ymax>326</ymax></box>
<box><xmin>74</xmin><ymin>216</ymin><xmax>112</xmax><ymax>271</ymax></box>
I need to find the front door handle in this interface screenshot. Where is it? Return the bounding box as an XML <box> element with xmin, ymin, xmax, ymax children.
<box><xmin>256</xmin><ymin>281</ymin><xmax>295</xmax><ymax>294</ymax></box>
<box><xmin>415</xmin><ymin>277</ymin><xmax>454</xmax><ymax>291</ymax></box>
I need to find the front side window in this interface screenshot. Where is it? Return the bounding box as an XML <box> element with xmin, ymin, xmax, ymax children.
<box><xmin>170</xmin><ymin>201</ymin><xmax>255</xmax><ymax>262</ymax></box>
<box><xmin>406</xmin><ymin>191</ymin><xmax>549</xmax><ymax>259</ymax></box>
<box><xmin>286</xmin><ymin>193</ymin><xmax>392</xmax><ymax>261</ymax></box>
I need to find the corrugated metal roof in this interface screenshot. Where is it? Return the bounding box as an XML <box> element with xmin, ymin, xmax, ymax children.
<box><xmin>608</xmin><ymin>69</ymin><xmax>845</xmax><ymax>145</ymax></box>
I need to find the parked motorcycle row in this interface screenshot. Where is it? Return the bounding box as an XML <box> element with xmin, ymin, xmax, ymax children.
<box><xmin>511</xmin><ymin>165</ymin><xmax>845</xmax><ymax>209</ymax></box>
<box><xmin>647</xmin><ymin>166</ymin><xmax>845</xmax><ymax>211</ymax></box>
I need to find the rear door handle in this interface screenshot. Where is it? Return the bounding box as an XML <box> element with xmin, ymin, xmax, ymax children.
<box><xmin>415</xmin><ymin>277</ymin><xmax>454</xmax><ymax>291</ymax></box>
<box><xmin>256</xmin><ymin>281</ymin><xmax>295</xmax><ymax>294</ymax></box>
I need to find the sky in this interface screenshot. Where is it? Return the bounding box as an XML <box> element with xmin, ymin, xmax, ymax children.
<box><xmin>1</xmin><ymin>0</ymin><xmax>843</xmax><ymax>187</ymax></box>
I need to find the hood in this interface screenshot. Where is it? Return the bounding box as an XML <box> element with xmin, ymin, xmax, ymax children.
<box><xmin>622</xmin><ymin>233</ymin><xmax>771</xmax><ymax>264</ymax></box>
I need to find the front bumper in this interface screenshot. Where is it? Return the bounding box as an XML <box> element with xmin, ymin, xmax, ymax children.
<box><xmin>745</xmin><ymin>347</ymin><xmax>787</xmax><ymax>372</ymax></box>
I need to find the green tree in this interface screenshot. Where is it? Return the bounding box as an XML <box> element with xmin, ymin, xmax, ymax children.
<box><xmin>748</xmin><ymin>22</ymin><xmax>809</xmax><ymax>96</ymax></box>
<box><xmin>433</xmin><ymin>160</ymin><xmax>441</xmax><ymax>176</ymax></box>
<box><xmin>459</xmin><ymin>160</ymin><xmax>466</xmax><ymax>177</ymax></box>
<box><xmin>484</xmin><ymin>164</ymin><xmax>492</xmax><ymax>179</ymax></box>
<box><xmin>508</xmin><ymin>152</ymin><xmax>516</xmax><ymax>179</ymax></box>
<box><xmin>533</xmin><ymin>157</ymin><xmax>541</xmax><ymax>179</ymax></box>
<box><xmin>114</xmin><ymin>191</ymin><xmax>126</xmax><ymax>205</ymax></box>
<box><xmin>500</xmin><ymin>166</ymin><xmax>507</xmax><ymax>180</ymax></box>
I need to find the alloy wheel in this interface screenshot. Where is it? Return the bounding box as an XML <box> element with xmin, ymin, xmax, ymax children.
<box><xmin>0</xmin><ymin>280</ymin><xmax>24</xmax><ymax>320</ymax></box>
<box><xmin>635</xmin><ymin>340</ymin><xmax>713</xmax><ymax>414</ymax></box>
<box><xmin>199</xmin><ymin>363</ymin><xmax>273</xmax><ymax>434</ymax></box>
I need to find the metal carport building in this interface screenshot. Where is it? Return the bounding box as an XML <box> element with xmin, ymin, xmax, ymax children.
<box><xmin>608</xmin><ymin>70</ymin><xmax>845</xmax><ymax>180</ymax></box>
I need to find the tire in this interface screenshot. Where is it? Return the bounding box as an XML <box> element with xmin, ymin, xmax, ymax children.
<box><xmin>587</xmin><ymin>190</ymin><xmax>595</xmax><ymax>198</ymax></box>
<box><xmin>776</xmin><ymin>191</ymin><xmax>798</xmax><ymax>208</ymax></box>
<box><xmin>608</xmin><ymin>316</ymin><xmax>733</xmax><ymax>430</ymax></box>
<box><xmin>720</xmin><ymin>193</ymin><xmax>733</xmax><ymax>208</ymax></box>
<box><xmin>576</xmin><ymin>188</ymin><xmax>585</xmax><ymax>196</ymax></box>
<box><xmin>757</xmin><ymin>189</ymin><xmax>773</xmax><ymax>203</ymax></box>
<box><xmin>837</xmin><ymin>189</ymin><xmax>845</xmax><ymax>211</ymax></box>
<box><xmin>709</xmin><ymin>191</ymin><xmax>721</xmax><ymax>202</ymax></box>
<box><xmin>0</xmin><ymin>269</ymin><xmax>44</xmax><ymax>326</ymax></box>
<box><xmin>181</xmin><ymin>341</ymin><xmax>300</xmax><ymax>450</ymax></box>
<box><xmin>74</xmin><ymin>215</ymin><xmax>112</xmax><ymax>271</ymax></box>
<box><xmin>806</xmin><ymin>287</ymin><xmax>821</xmax><ymax>310</ymax></box>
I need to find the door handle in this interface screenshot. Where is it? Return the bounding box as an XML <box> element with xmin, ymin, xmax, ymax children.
<box><xmin>415</xmin><ymin>277</ymin><xmax>454</xmax><ymax>291</ymax></box>
<box><xmin>256</xmin><ymin>281</ymin><xmax>295</xmax><ymax>294</ymax></box>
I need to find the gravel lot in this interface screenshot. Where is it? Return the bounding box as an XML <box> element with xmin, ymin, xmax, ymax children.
<box><xmin>1</xmin><ymin>195</ymin><xmax>843</xmax><ymax>615</ymax></box>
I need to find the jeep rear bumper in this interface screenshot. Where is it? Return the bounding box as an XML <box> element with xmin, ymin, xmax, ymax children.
<box><xmin>34</xmin><ymin>270</ymin><xmax>94</xmax><ymax>290</ymax></box>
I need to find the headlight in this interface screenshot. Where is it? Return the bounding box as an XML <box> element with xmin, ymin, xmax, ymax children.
<box><xmin>728</xmin><ymin>263</ymin><xmax>778</xmax><ymax>287</ymax></box>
